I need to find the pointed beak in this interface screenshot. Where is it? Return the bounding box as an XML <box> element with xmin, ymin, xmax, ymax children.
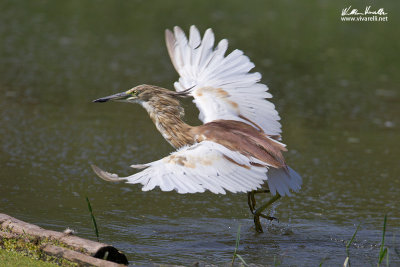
<box><xmin>93</xmin><ymin>92</ymin><xmax>129</xmax><ymax>103</ymax></box>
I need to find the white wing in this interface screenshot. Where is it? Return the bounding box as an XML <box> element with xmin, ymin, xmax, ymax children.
<box><xmin>166</xmin><ymin>25</ymin><xmax>282</xmax><ymax>137</ymax></box>
<box><xmin>91</xmin><ymin>141</ymin><xmax>302</xmax><ymax>196</ymax></box>
<box><xmin>93</xmin><ymin>141</ymin><xmax>266</xmax><ymax>194</ymax></box>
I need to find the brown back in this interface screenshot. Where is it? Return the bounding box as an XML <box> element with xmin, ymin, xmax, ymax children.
<box><xmin>193</xmin><ymin>120</ymin><xmax>287</xmax><ymax>168</ymax></box>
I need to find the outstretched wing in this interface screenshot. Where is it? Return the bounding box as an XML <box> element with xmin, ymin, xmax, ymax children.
<box><xmin>92</xmin><ymin>141</ymin><xmax>267</xmax><ymax>194</ymax></box>
<box><xmin>92</xmin><ymin>141</ymin><xmax>302</xmax><ymax>196</ymax></box>
<box><xmin>165</xmin><ymin>25</ymin><xmax>282</xmax><ymax>137</ymax></box>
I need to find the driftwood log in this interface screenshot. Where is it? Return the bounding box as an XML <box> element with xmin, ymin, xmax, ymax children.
<box><xmin>0</xmin><ymin>213</ymin><xmax>128</xmax><ymax>266</ymax></box>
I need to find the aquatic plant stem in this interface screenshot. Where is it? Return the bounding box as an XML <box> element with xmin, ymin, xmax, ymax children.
<box><xmin>345</xmin><ymin>223</ymin><xmax>360</xmax><ymax>267</ymax></box>
<box><xmin>85</xmin><ymin>197</ymin><xmax>99</xmax><ymax>242</ymax></box>
<box><xmin>231</xmin><ymin>224</ymin><xmax>248</xmax><ymax>266</ymax></box>
<box><xmin>378</xmin><ymin>214</ymin><xmax>388</xmax><ymax>266</ymax></box>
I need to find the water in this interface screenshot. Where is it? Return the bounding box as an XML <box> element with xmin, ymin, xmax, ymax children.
<box><xmin>1</xmin><ymin>1</ymin><xmax>399</xmax><ymax>266</ymax></box>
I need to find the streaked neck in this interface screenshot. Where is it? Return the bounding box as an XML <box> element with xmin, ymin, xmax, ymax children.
<box><xmin>141</xmin><ymin>100</ymin><xmax>194</xmax><ymax>148</ymax></box>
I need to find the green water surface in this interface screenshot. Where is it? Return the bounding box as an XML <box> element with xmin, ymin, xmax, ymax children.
<box><xmin>0</xmin><ymin>1</ymin><xmax>399</xmax><ymax>266</ymax></box>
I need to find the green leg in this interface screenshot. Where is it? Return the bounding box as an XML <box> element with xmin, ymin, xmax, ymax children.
<box><xmin>247</xmin><ymin>191</ymin><xmax>256</xmax><ymax>213</ymax></box>
<box><xmin>252</xmin><ymin>194</ymin><xmax>281</xmax><ymax>233</ymax></box>
<box><xmin>247</xmin><ymin>190</ymin><xmax>269</xmax><ymax>213</ymax></box>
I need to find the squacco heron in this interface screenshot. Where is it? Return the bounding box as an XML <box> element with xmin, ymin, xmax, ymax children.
<box><xmin>91</xmin><ymin>26</ymin><xmax>302</xmax><ymax>233</ymax></box>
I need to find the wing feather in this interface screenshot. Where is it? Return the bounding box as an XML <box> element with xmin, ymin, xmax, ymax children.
<box><xmin>189</xmin><ymin>25</ymin><xmax>201</xmax><ymax>49</ymax></box>
<box><xmin>91</xmin><ymin>142</ymin><xmax>302</xmax><ymax>196</ymax></box>
<box><xmin>165</xmin><ymin>26</ymin><xmax>282</xmax><ymax>137</ymax></box>
<box><xmin>94</xmin><ymin>141</ymin><xmax>268</xmax><ymax>194</ymax></box>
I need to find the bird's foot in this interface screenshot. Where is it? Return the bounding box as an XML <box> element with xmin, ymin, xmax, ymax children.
<box><xmin>259</xmin><ymin>213</ymin><xmax>279</xmax><ymax>222</ymax></box>
<box><xmin>254</xmin><ymin>214</ymin><xmax>263</xmax><ymax>233</ymax></box>
<box><xmin>249</xmin><ymin>193</ymin><xmax>281</xmax><ymax>233</ymax></box>
<box><xmin>252</xmin><ymin>210</ymin><xmax>279</xmax><ymax>233</ymax></box>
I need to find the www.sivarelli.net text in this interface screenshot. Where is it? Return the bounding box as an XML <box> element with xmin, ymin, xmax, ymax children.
<box><xmin>341</xmin><ymin>16</ymin><xmax>388</xmax><ymax>22</ymax></box>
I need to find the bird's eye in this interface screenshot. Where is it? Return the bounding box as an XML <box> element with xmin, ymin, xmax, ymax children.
<box><xmin>131</xmin><ymin>90</ymin><xmax>138</xmax><ymax>96</ymax></box>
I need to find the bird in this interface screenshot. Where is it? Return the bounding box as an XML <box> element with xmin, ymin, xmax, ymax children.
<box><xmin>91</xmin><ymin>25</ymin><xmax>302</xmax><ymax>233</ymax></box>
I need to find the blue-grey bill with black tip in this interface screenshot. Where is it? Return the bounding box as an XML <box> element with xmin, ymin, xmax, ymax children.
<box><xmin>93</xmin><ymin>92</ymin><xmax>128</xmax><ymax>102</ymax></box>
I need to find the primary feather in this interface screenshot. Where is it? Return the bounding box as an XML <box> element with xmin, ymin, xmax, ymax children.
<box><xmin>92</xmin><ymin>141</ymin><xmax>302</xmax><ymax>196</ymax></box>
<box><xmin>165</xmin><ymin>25</ymin><xmax>282</xmax><ymax>137</ymax></box>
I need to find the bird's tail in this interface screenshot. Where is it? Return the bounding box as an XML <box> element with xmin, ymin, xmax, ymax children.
<box><xmin>266</xmin><ymin>166</ymin><xmax>302</xmax><ymax>196</ymax></box>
